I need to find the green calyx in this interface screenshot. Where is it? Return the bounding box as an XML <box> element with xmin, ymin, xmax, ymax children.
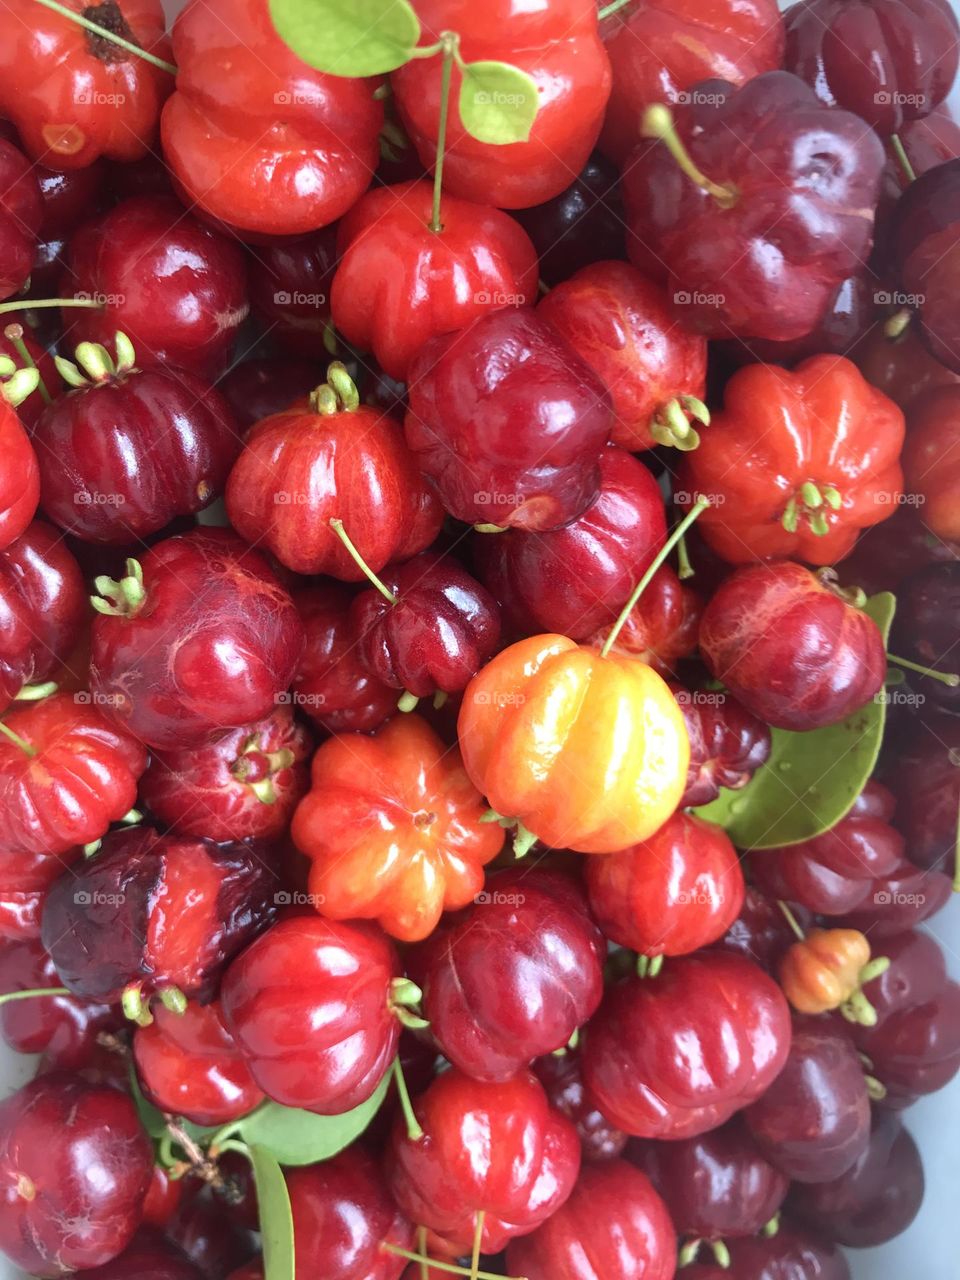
<box><xmin>389</xmin><ymin>977</ymin><xmax>430</xmax><ymax>1030</ymax></box>
<box><xmin>782</xmin><ymin>482</ymin><xmax>842</xmax><ymax>537</ymax></box>
<box><xmin>650</xmin><ymin>395</ymin><xmax>710</xmax><ymax>451</ymax></box>
<box><xmin>230</xmin><ymin>735</ymin><xmax>297</xmax><ymax>805</ymax></box>
<box><xmin>56</xmin><ymin>332</ymin><xmax>137</xmax><ymax>388</ymax></box>
<box><xmin>0</xmin><ymin>365</ymin><xmax>40</xmax><ymax>409</ymax></box>
<box><xmin>309</xmin><ymin>361</ymin><xmax>360</xmax><ymax>416</ymax></box>
<box><xmin>91</xmin><ymin>558</ymin><xmax>146</xmax><ymax>618</ymax></box>
<box><xmin>479</xmin><ymin>809</ymin><xmax>538</xmax><ymax>858</ymax></box>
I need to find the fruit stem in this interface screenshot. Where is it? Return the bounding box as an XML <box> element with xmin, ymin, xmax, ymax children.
<box><xmin>890</xmin><ymin>134</ymin><xmax>917</xmax><ymax>186</ymax></box>
<box><xmin>0</xmin><ymin>297</ymin><xmax>104</xmax><ymax>316</ymax></box>
<box><xmin>885</xmin><ymin>653</ymin><xmax>960</xmax><ymax>687</ymax></box>
<box><xmin>777</xmin><ymin>900</ymin><xmax>806</xmax><ymax>942</ymax></box>
<box><xmin>380</xmin><ymin>1244</ymin><xmax>525</xmax><ymax>1280</ymax></box>
<box><xmin>761</xmin><ymin>1214</ymin><xmax>780</xmax><ymax>1238</ymax></box>
<box><xmin>598</xmin><ymin>0</ymin><xmax>632</xmax><ymax>17</ymax></box>
<box><xmin>470</xmin><ymin>1209</ymin><xmax>485</xmax><ymax>1280</ymax></box>
<box><xmin>676</xmin><ymin>530</ymin><xmax>694</xmax><ymax>580</ymax></box>
<box><xmin>389</xmin><ymin>977</ymin><xmax>430</xmax><ymax>1030</ymax></box>
<box><xmin>3</xmin><ymin>324</ymin><xmax>51</xmax><ymax>403</ymax></box>
<box><xmin>158</xmin><ymin>986</ymin><xmax>187</xmax><ymax>1015</ymax></box>
<box><xmin>0</xmin><ymin>986</ymin><xmax>70</xmax><ymax>1006</ymax></box>
<box><xmin>0</xmin><ymin>719</ymin><xmax>37</xmax><ymax>757</ymax></box>
<box><xmin>398</xmin><ymin>691</ymin><xmax>420</xmax><ymax>713</ymax></box>
<box><xmin>13</xmin><ymin>681</ymin><xmax>57</xmax><ymax>702</ymax></box>
<box><xmin>392</xmin><ymin>1057</ymin><xmax>424</xmax><ymax>1142</ymax></box>
<box><xmin>474</xmin><ymin>523</ymin><xmax>508</xmax><ymax>534</ymax></box>
<box><xmin>328</xmin><ymin>519</ymin><xmax>398</xmax><ymax>604</ymax></box>
<box><xmin>92</xmin><ymin>559</ymin><xmax>146</xmax><ymax>616</ymax></box>
<box><xmin>884</xmin><ymin>308</ymin><xmax>912</xmax><ymax>340</ymax></box>
<box><xmin>601</xmin><ymin>496</ymin><xmax>709</xmax><ymax>657</ymax></box>
<box><xmin>121</xmin><ymin>982</ymin><xmax>153</xmax><ymax>1027</ymax></box>
<box><xmin>641</xmin><ymin>105</ymin><xmax>738</xmax><ymax>208</ymax></box>
<box><xmin>712</xmin><ymin>1240</ymin><xmax>731</xmax><ymax>1269</ymax></box>
<box><xmin>30</xmin><ymin>0</ymin><xmax>178</xmax><ymax>73</ymax></box>
<box><xmin>430</xmin><ymin>33</ymin><xmax>458</xmax><ymax>233</ymax></box>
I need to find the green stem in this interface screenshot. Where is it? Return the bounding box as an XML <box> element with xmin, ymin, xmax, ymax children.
<box><xmin>430</xmin><ymin>34</ymin><xmax>458</xmax><ymax>233</ymax></box>
<box><xmin>380</xmin><ymin>1244</ymin><xmax>521</xmax><ymax>1280</ymax></box>
<box><xmin>600</xmin><ymin>497</ymin><xmax>709</xmax><ymax>658</ymax></box>
<box><xmin>3</xmin><ymin>325</ymin><xmax>51</xmax><ymax>403</ymax></box>
<box><xmin>0</xmin><ymin>719</ymin><xmax>37</xmax><ymax>757</ymax></box>
<box><xmin>886</xmin><ymin>653</ymin><xmax>960</xmax><ymax>687</ymax></box>
<box><xmin>598</xmin><ymin>0</ymin><xmax>632</xmax><ymax>16</ymax></box>
<box><xmin>0</xmin><ymin>298</ymin><xmax>103</xmax><ymax>316</ymax></box>
<box><xmin>642</xmin><ymin>105</ymin><xmax>737</xmax><ymax>207</ymax></box>
<box><xmin>392</xmin><ymin>1058</ymin><xmax>424</xmax><ymax>1142</ymax></box>
<box><xmin>470</xmin><ymin>1209</ymin><xmax>485</xmax><ymax>1280</ymax></box>
<box><xmin>890</xmin><ymin>133</ymin><xmax>917</xmax><ymax>186</ymax></box>
<box><xmin>676</xmin><ymin>530</ymin><xmax>694</xmax><ymax>580</ymax></box>
<box><xmin>777</xmin><ymin>900</ymin><xmax>806</xmax><ymax>943</ymax></box>
<box><xmin>30</xmin><ymin>0</ymin><xmax>178</xmax><ymax>74</ymax></box>
<box><xmin>328</xmin><ymin>519</ymin><xmax>398</xmax><ymax>604</ymax></box>
<box><xmin>0</xmin><ymin>987</ymin><xmax>70</xmax><ymax>1006</ymax></box>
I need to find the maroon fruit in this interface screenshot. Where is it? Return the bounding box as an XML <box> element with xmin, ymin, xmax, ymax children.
<box><xmin>0</xmin><ymin>137</ymin><xmax>40</xmax><ymax>299</ymax></box>
<box><xmin>675</xmin><ymin>685</ymin><xmax>772</xmax><ymax>808</ymax></box>
<box><xmin>247</xmin><ymin>225</ymin><xmax>338</xmax><ymax>358</ymax></box>
<box><xmin>533</xmin><ymin>1049</ymin><xmax>627</xmax><ymax>1163</ymax></box>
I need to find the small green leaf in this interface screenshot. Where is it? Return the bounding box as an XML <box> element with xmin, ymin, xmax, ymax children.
<box><xmin>234</xmin><ymin>1066</ymin><xmax>392</xmax><ymax>1166</ymax></box>
<box><xmin>250</xmin><ymin>1146</ymin><xmax>295</xmax><ymax>1280</ymax></box>
<box><xmin>694</xmin><ymin>592</ymin><xmax>897</xmax><ymax>850</ymax></box>
<box><xmin>129</xmin><ymin>1066</ymin><xmax>166</xmax><ymax>1139</ymax></box>
<box><xmin>268</xmin><ymin>0</ymin><xmax>421</xmax><ymax>77</ymax></box>
<box><xmin>458</xmin><ymin>61</ymin><xmax>539</xmax><ymax>144</ymax></box>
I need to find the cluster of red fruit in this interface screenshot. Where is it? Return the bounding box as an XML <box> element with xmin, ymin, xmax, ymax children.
<box><xmin>0</xmin><ymin>0</ymin><xmax>958</xmax><ymax>1277</ymax></box>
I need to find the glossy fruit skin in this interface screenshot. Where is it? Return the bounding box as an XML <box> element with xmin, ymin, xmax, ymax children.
<box><xmin>161</xmin><ymin>0</ymin><xmax>382</xmax><ymax>236</ymax></box>
<box><xmin>247</xmin><ymin>226</ymin><xmax>337</xmax><ymax>358</ymax></box>
<box><xmin>887</xmin><ymin>710</ymin><xmax>960</xmax><ymax>872</ymax></box>
<box><xmin>539</xmin><ymin>262</ymin><xmax>707</xmax><ymax>452</ymax></box>
<box><xmin>351</xmin><ymin>554</ymin><xmax>501</xmax><ymax>700</ymax></box>
<box><xmin>675</xmin><ymin>686</ymin><xmax>771</xmax><ymax>808</ymax></box>
<box><xmin>780</xmin><ymin>929</ymin><xmax>871</xmax><ymax>1016</ymax></box>
<box><xmin>62</xmin><ymin>197</ymin><xmax>249</xmax><ymax>378</ymax></box>
<box><xmin>0</xmin><ymin>1072</ymin><xmax>153</xmax><ymax>1277</ymax></box>
<box><xmin>392</xmin><ymin>0</ymin><xmax>611</xmax><ymax>210</ymax></box>
<box><xmin>838</xmin><ymin>858</ymin><xmax>952</xmax><ymax>937</ymax></box>
<box><xmin>582</xmin><ymin>952</ymin><xmax>792</xmax><ymax>1139</ymax></box>
<box><xmin>458</xmin><ymin>634</ymin><xmax>689</xmax><ymax>854</ymax></box>
<box><xmin>89</xmin><ymin>529</ymin><xmax>304</xmax><ymax>750</ymax></box>
<box><xmin>0</xmin><ymin>693</ymin><xmax>146</xmax><ymax>855</ymax></box>
<box><xmin>133</xmin><ymin>1000</ymin><xmax>263</xmax><ymax>1126</ymax></box>
<box><xmin>41</xmin><ymin>826</ymin><xmax>278</xmax><ymax>1003</ymax></box>
<box><xmin>411</xmin><ymin>875</ymin><xmax>604</xmax><ymax>1080</ymax></box>
<box><xmin>699</xmin><ymin>562</ymin><xmax>887</xmax><ymax>731</ymax></box>
<box><xmin>513</xmin><ymin>154</ymin><xmax>625</xmax><ymax>287</ymax></box>
<box><xmin>903</xmin><ymin>386</ymin><xmax>960</xmax><ymax>539</ymax></box>
<box><xmin>291</xmin><ymin>584</ymin><xmax>396</xmax><ymax>735</ymax></box>
<box><xmin>139</xmin><ymin>706</ymin><xmax>312</xmax><ymax>843</ymax></box>
<box><xmin>744</xmin><ymin>1021</ymin><xmax>871</xmax><ymax>1183</ymax></box>
<box><xmin>473</xmin><ymin>446</ymin><xmax>666</xmax><ymax>641</ymax></box>
<box><xmin>683</xmin><ymin>1225</ymin><xmax>851</xmax><ymax>1280</ymax></box>
<box><xmin>226</xmin><ymin>398</ymin><xmax>441</xmax><ymax>579</ymax></box>
<box><xmin>163</xmin><ymin>1194</ymin><xmax>257</xmax><ymax>1280</ymax></box>
<box><xmin>853</xmin><ymin>929</ymin><xmax>960</xmax><ymax>1108</ymax></box>
<box><xmin>629</xmin><ymin>1116</ymin><xmax>788</xmax><ymax>1242</ymax></box>
<box><xmin>404</xmin><ymin>308</ymin><xmax>613</xmax><ymax>533</ymax></box>
<box><xmin>588</xmin><ymin>565</ymin><xmax>700</xmax><ymax>678</ymax></box>
<box><xmin>0</xmin><ymin>936</ymin><xmax>116</xmax><ymax>1057</ymax></box>
<box><xmin>506</xmin><ymin>1160</ymin><xmax>676</xmax><ymax>1280</ymax></box>
<box><xmin>0</xmin><ymin>522</ymin><xmax>86</xmax><ymax>710</ymax></box>
<box><xmin>332</xmin><ymin>180</ymin><xmax>538</xmax><ymax>380</ymax></box>
<box><xmin>716</xmin><ymin>887</ymin><xmax>813</xmax><ymax>976</ymax></box>
<box><xmin>788</xmin><ymin>1112</ymin><xmax>924</xmax><ymax>1247</ymax></box>
<box><xmin>0</xmin><ymin>0</ymin><xmax>171</xmax><ymax>168</ymax></box>
<box><xmin>220</xmin><ymin>915</ymin><xmax>401</xmax><ymax>1114</ymax></box>
<box><xmin>387</xmin><ymin>1067</ymin><xmax>581</xmax><ymax>1255</ymax></box>
<box><xmin>722</xmin><ymin>273</ymin><xmax>876</xmax><ymax>371</ymax></box>
<box><xmin>893</xmin><ymin>562</ymin><xmax>960</xmax><ymax>710</ymax></box>
<box><xmin>0</xmin><ymin>138</ymin><xmax>40</xmax><ymax>299</ymax></box>
<box><xmin>599</xmin><ymin>0</ymin><xmax>785</xmax><ymax>164</ymax></box>
<box><xmin>836</xmin><ymin>504</ymin><xmax>960</xmax><ymax>597</ymax></box>
<box><xmin>585</xmin><ymin>812</ymin><xmax>744</xmax><ymax>957</ymax></box>
<box><xmin>893</xmin><ymin>159</ymin><xmax>960</xmax><ymax>374</ymax></box>
<box><xmin>0</xmin><ymin>399</ymin><xmax>40</xmax><ymax>551</ymax></box>
<box><xmin>218</xmin><ymin>357</ymin><xmax>322</xmax><ymax>434</ymax></box>
<box><xmin>292</xmin><ymin>714</ymin><xmax>503</xmax><ymax>943</ymax></box>
<box><xmin>858</xmin><ymin>326</ymin><xmax>960</xmax><ymax>414</ymax></box>
<box><xmin>533</xmin><ymin>1050</ymin><xmax>627</xmax><ymax>1163</ymax></box>
<box><xmin>35</xmin><ymin>364</ymin><xmax>240</xmax><ymax>543</ymax></box>
<box><xmin>0</xmin><ymin>846</ymin><xmax>78</xmax><ymax>944</ymax></box>
<box><xmin>79</xmin><ymin>1229</ymin><xmax>204</xmax><ymax>1280</ymax></box>
<box><xmin>0</xmin><ymin>329</ymin><xmax>59</xmax><ymax>431</ymax></box>
<box><xmin>680</xmin><ymin>357</ymin><xmax>905</xmax><ymax>564</ymax></box>
<box><xmin>784</xmin><ymin>0</ymin><xmax>959</xmax><ymax>132</ymax></box>
<box><xmin>623</xmin><ymin>73</ymin><xmax>884</xmax><ymax>342</ymax></box>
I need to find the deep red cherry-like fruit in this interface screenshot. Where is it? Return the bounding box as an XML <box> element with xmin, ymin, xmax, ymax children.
<box><xmin>589</xmin><ymin>565</ymin><xmax>700</xmax><ymax>678</ymax></box>
<box><xmin>0</xmin><ymin>693</ymin><xmax>146</xmax><ymax>855</ymax></box>
<box><xmin>474</xmin><ymin>445</ymin><xmax>666</xmax><ymax>641</ymax></box>
<box><xmin>0</xmin><ymin>1072</ymin><xmax>153</xmax><ymax>1277</ymax></box>
<box><xmin>533</xmin><ymin>1049</ymin><xmax>627</xmax><ymax>1164</ymax></box>
<box><xmin>581</xmin><ymin>952</ymin><xmax>792</xmax><ymax>1139</ymax></box>
<box><xmin>41</xmin><ymin>826</ymin><xmax>277</xmax><ymax>1005</ymax></box>
<box><xmin>886</xmin><ymin>709</ymin><xmax>960</xmax><ymax>872</ymax></box>
<box><xmin>513</xmin><ymin>154</ymin><xmax>625</xmax><ymax>287</ymax></box>
<box><xmin>89</xmin><ymin>529</ymin><xmax>304</xmax><ymax>750</ymax></box>
<box><xmin>715</xmin><ymin>887</ymin><xmax>813</xmax><ymax>976</ymax></box>
<box><xmin>332</xmin><ymin>179</ymin><xmax>538</xmax><ymax>380</ymax></box>
<box><xmin>77</xmin><ymin>1229</ymin><xmax>204</xmax><ymax>1280</ymax></box>
<box><xmin>682</xmin><ymin>1224</ymin><xmax>851</xmax><ymax>1280</ymax></box>
<box><xmin>218</xmin><ymin>356</ymin><xmax>322</xmax><ymax>434</ymax></box>
<box><xmin>674</xmin><ymin>686</ymin><xmax>771</xmax><ymax>808</ymax></box>
<box><xmin>410</xmin><ymin>873</ymin><xmax>604</xmax><ymax>1080</ymax></box>
<box><xmin>0</xmin><ymin>936</ymin><xmax>115</xmax><ymax>1059</ymax></box>
<box><xmin>506</xmin><ymin>1160</ymin><xmax>676</xmax><ymax>1280</ymax></box>
<box><xmin>0</xmin><ymin>137</ymin><xmax>40</xmax><ymax>299</ymax></box>
<box><xmin>743</xmin><ymin>1021</ymin><xmax>871</xmax><ymax>1183</ymax></box>
<box><xmin>0</xmin><ymin>846</ymin><xmax>79</xmax><ymax>945</ymax></box>
<box><xmin>33</xmin><ymin>337</ymin><xmax>240</xmax><ymax>543</ymax></box>
<box><xmin>62</xmin><ymin>196</ymin><xmax>249</xmax><ymax>378</ymax></box>
<box><xmin>387</xmin><ymin>1067</ymin><xmax>581</xmax><ymax>1255</ymax></box>
<box><xmin>624</xmin><ymin>73</ymin><xmax>885</xmax><ymax>341</ymax></box>
<box><xmin>405</xmin><ymin>308</ymin><xmax>613</xmax><ymax>532</ymax></box>
<box><xmin>585</xmin><ymin>811</ymin><xmax>744</xmax><ymax>958</ymax></box>
<box><xmin>133</xmin><ymin>999</ymin><xmax>263</xmax><ymax>1126</ymax></box>
<box><xmin>698</xmin><ymin>562</ymin><xmax>887</xmax><ymax>731</ymax></box>
<box><xmin>0</xmin><ymin>396</ymin><xmax>40</xmax><ymax>551</ymax></box>
<box><xmin>0</xmin><ymin>521</ymin><xmax>86</xmax><ymax>710</ymax></box>
<box><xmin>893</xmin><ymin>158</ymin><xmax>960</xmax><ymax>374</ymax></box>
<box><xmin>220</xmin><ymin>915</ymin><xmax>402</xmax><ymax>1115</ymax></box>
<box><xmin>139</xmin><ymin>705</ymin><xmax>312</xmax><ymax>843</ymax></box>
<box><xmin>247</xmin><ymin>226</ymin><xmax>338</xmax><ymax>358</ymax></box>
<box><xmin>629</xmin><ymin>1115</ymin><xmax>788</xmax><ymax>1244</ymax></box>
<box><xmin>892</xmin><ymin>563</ymin><xmax>960</xmax><ymax>708</ymax></box>
<box><xmin>538</xmin><ymin>261</ymin><xmax>708</xmax><ymax>452</ymax></box>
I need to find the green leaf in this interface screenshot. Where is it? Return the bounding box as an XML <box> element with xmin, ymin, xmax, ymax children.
<box><xmin>268</xmin><ymin>0</ymin><xmax>421</xmax><ymax>77</ymax></box>
<box><xmin>129</xmin><ymin>1065</ymin><xmax>166</xmax><ymax>1140</ymax></box>
<box><xmin>233</xmin><ymin>1066</ymin><xmax>392</xmax><ymax>1166</ymax></box>
<box><xmin>250</xmin><ymin>1146</ymin><xmax>295</xmax><ymax>1280</ymax></box>
<box><xmin>694</xmin><ymin>592</ymin><xmax>897</xmax><ymax>850</ymax></box>
<box><xmin>458</xmin><ymin>61</ymin><xmax>539</xmax><ymax>144</ymax></box>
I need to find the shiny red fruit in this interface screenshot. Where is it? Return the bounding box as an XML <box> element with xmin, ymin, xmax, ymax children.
<box><xmin>506</xmin><ymin>1160</ymin><xmax>676</xmax><ymax>1280</ymax></box>
<box><xmin>89</xmin><ymin>529</ymin><xmax>304</xmax><ymax>750</ymax></box>
<box><xmin>62</xmin><ymin>197</ymin><xmax>249</xmax><ymax>378</ymax></box>
<box><xmin>133</xmin><ymin>1000</ymin><xmax>263</xmax><ymax>1126</ymax></box>
<box><xmin>892</xmin><ymin>563</ymin><xmax>960</xmax><ymax>709</ymax></box>
<box><xmin>513</xmin><ymin>154</ymin><xmax>625</xmax><ymax>287</ymax></box>
<box><xmin>405</xmin><ymin>308</ymin><xmax>613</xmax><ymax>532</ymax></box>
<box><xmin>699</xmin><ymin>562</ymin><xmax>887</xmax><ymax>731</ymax></box>
<box><xmin>163</xmin><ymin>1191</ymin><xmax>258</xmax><ymax>1280</ymax></box>
<box><xmin>856</xmin><ymin>325</ymin><xmax>960</xmax><ymax>411</ymax></box>
<box><xmin>682</xmin><ymin>1224</ymin><xmax>850</xmax><ymax>1280</ymax></box>
<box><xmin>220</xmin><ymin>915</ymin><xmax>401</xmax><ymax>1114</ymax></box>
<box><xmin>79</xmin><ymin>1228</ymin><xmax>204</xmax><ymax>1280</ymax></box>
<box><xmin>139</xmin><ymin>705</ymin><xmax>311</xmax><ymax>843</ymax></box>
<box><xmin>332</xmin><ymin>180</ymin><xmax>538</xmax><ymax>380</ymax></box>
<box><xmin>474</xmin><ymin>446</ymin><xmax>666</xmax><ymax>640</ymax></box>
<box><xmin>836</xmin><ymin>504</ymin><xmax>960</xmax><ymax>597</ymax></box>
<box><xmin>886</xmin><ymin>709</ymin><xmax>960</xmax><ymax>872</ymax></box>
<box><xmin>675</xmin><ymin>686</ymin><xmax>771</xmax><ymax>808</ymax></box>
<box><xmin>837</xmin><ymin>857</ymin><xmax>952</xmax><ymax>937</ymax></box>
<box><xmin>0</xmin><ymin>138</ymin><xmax>40</xmax><ymax>299</ymax></box>
<box><xmin>247</xmin><ymin>226</ymin><xmax>338</xmax><ymax>358</ymax></box>
<box><xmin>715</xmin><ymin>887</ymin><xmax>811</xmax><ymax>976</ymax></box>
<box><xmin>893</xmin><ymin>158</ymin><xmax>960</xmax><ymax>374</ymax></box>
<box><xmin>0</xmin><ymin>936</ymin><xmax>115</xmax><ymax>1058</ymax></box>
<box><xmin>218</xmin><ymin>357</ymin><xmax>322</xmax><ymax>434</ymax></box>
<box><xmin>0</xmin><ymin>1072</ymin><xmax>153</xmax><ymax>1277</ymax></box>
<box><xmin>588</xmin><ymin>564</ymin><xmax>700</xmax><ymax>678</ymax></box>
<box><xmin>585</xmin><ymin>812</ymin><xmax>743</xmax><ymax>957</ymax></box>
<box><xmin>0</xmin><ymin>398</ymin><xmax>39</xmax><ymax>551</ymax></box>
<box><xmin>581</xmin><ymin>952</ymin><xmax>792</xmax><ymax>1139</ymax></box>
<box><xmin>387</xmin><ymin>1067</ymin><xmax>580</xmax><ymax>1255</ymax></box>
<box><xmin>533</xmin><ymin>1049</ymin><xmax>627</xmax><ymax>1163</ymax></box>
<box><xmin>0</xmin><ymin>846</ymin><xmax>78</xmax><ymax>945</ymax></box>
